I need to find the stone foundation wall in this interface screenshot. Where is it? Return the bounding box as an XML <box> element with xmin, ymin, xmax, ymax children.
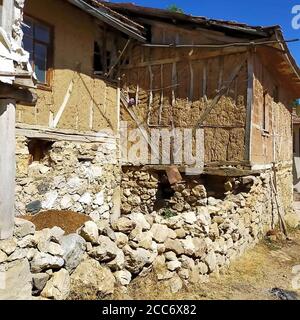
<box><xmin>1</xmin><ymin>171</ymin><xmax>296</xmax><ymax>299</ymax></box>
<box><xmin>121</xmin><ymin>166</ymin><xmax>294</xmax><ymax>218</ymax></box>
<box><xmin>15</xmin><ymin>136</ymin><xmax>121</xmax><ymax>221</ymax></box>
<box><xmin>121</xmin><ymin>167</ymin><xmax>208</xmax><ymax>215</ymax></box>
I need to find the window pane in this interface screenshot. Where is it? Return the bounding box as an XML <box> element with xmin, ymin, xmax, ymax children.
<box><xmin>34</xmin><ymin>43</ymin><xmax>47</xmax><ymax>83</ymax></box>
<box><xmin>35</xmin><ymin>23</ymin><xmax>50</xmax><ymax>43</ymax></box>
<box><xmin>22</xmin><ymin>19</ymin><xmax>33</xmax><ymax>37</ymax></box>
<box><xmin>23</xmin><ymin>36</ymin><xmax>33</xmax><ymax>55</ymax></box>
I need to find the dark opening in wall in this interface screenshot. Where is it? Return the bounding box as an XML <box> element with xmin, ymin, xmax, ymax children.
<box><xmin>153</xmin><ymin>172</ymin><xmax>175</xmax><ymax>211</ymax></box>
<box><xmin>28</xmin><ymin>138</ymin><xmax>54</xmax><ymax>164</ymax></box>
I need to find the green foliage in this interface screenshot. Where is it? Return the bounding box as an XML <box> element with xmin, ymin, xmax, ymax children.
<box><xmin>292</xmin><ymin>99</ymin><xmax>300</xmax><ymax>108</ymax></box>
<box><xmin>160</xmin><ymin>208</ymin><xmax>177</xmax><ymax>219</ymax></box>
<box><xmin>167</xmin><ymin>4</ymin><xmax>184</xmax><ymax>14</ymax></box>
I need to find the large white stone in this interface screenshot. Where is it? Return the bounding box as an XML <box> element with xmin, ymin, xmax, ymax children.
<box><xmin>42</xmin><ymin>191</ymin><xmax>58</xmax><ymax>209</ymax></box>
<box><xmin>125</xmin><ymin>248</ymin><xmax>151</xmax><ymax>274</ymax></box>
<box><xmin>114</xmin><ymin>270</ymin><xmax>132</xmax><ymax>286</ymax></box>
<box><xmin>30</xmin><ymin>252</ymin><xmax>64</xmax><ymax>273</ymax></box>
<box><xmin>79</xmin><ymin>221</ymin><xmax>99</xmax><ymax>244</ymax></box>
<box><xmin>39</xmin><ymin>241</ymin><xmax>64</xmax><ymax>257</ymax></box>
<box><xmin>182</xmin><ymin>212</ymin><xmax>197</xmax><ymax>224</ymax></box>
<box><xmin>14</xmin><ymin>218</ymin><xmax>35</xmax><ymax>238</ymax></box>
<box><xmin>94</xmin><ymin>191</ymin><xmax>105</xmax><ymax>206</ymax></box>
<box><xmin>89</xmin><ymin>235</ymin><xmax>119</xmax><ymax>262</ymax></box>
<box><xmin>0</xmin><ymin>259</ymin><xmax>32</xmax><ymax>300</ymax></box>
<box><xmin>150</xmin><ymin>224</ymin><xmax>170</xmax><ymax>243</ymax></box>
<box><xmin>66</xmin><ymin>177</ymin><xmax>81</xmax><ymax>190</ymax></box>
<box><xmin>41</xmin><ymin>269</ymin><xmax>70</xmax><ymax>300</ymax></box>
<box><xmin>60</xmin><ymin>234</ymin><xmax>86</xmax><ymax>272</ymax></box>
<box><xmin>70</xmin><ymin>258</ymin><xmax>115</xmax><ymax>299</ymax></box>
<box><xmin>60</xmin><ymin>195</ymin><xmax>73</xmax><ymax>210</ymax></box>
<box><xmin>167</xmin><ymin>260</ymin><xmax>181</xmax><ymax>271</ymax></box>
<box><xmin>128</xmin><ymin>212</ymin><xmax>151</xmax><ymax>231</ymax></box>
<box><xmin>0</xmin><ymin>250</ymin><xmax>7</xmax><ymax>263</ymax></box>
<box><xmin>112</xmin><ymin>217</ymin><xmax>136</xmax><ymax>233</ymax></box>
<box><xmin>205</xmin><ymin>251</ymin><xmax>217</xmax><ymax>272</ymax></box>
<box><xmin>0</xmin><ymin>238</ymin><xmax>17</xmax><ymax>255</ymax></box>
<box><xmin>79</xmin><ymin>192</ymin><xmax>92</xmax><ymax>205</ymax></box>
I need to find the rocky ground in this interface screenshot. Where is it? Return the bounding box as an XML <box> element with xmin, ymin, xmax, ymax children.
<box><xmin>115</xmin><ymin>228</ymin><xmax>300</xmax><ymax>300</ymax></box>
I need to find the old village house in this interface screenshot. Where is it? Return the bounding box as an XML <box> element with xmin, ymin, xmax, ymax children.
<box><xmin>1</xmin><ymin>0</ymin><xmax>300</xmax><ymax>299</ymax></box>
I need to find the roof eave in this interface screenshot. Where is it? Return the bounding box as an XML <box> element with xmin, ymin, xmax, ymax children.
<box><xmin>67</xmin><ymin>0</ymin><xmax>146</xmax><ymax>42</ymax></box>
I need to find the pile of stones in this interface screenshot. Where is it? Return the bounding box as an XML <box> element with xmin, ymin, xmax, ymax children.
<box><xmin>2</xmin><ymin>172</ymin><xmax>295</xmax><ymax>300</ymax></box>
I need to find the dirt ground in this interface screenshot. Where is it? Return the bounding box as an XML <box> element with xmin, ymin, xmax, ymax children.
<box><xmin>115</xmin><ymin>229</ymin><xmax>300</xmax><ymax>300</ymax></box>
<box><xmin>23</xmin><ymin>210</ymin><xmax>91</xmax><ymax>234</ymax></box>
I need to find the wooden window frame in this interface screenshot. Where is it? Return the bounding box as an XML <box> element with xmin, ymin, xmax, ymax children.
<box><xmin>23</xmin><ymin>14</ymin><xmax>54</xmax><ymax>90</ymax></box>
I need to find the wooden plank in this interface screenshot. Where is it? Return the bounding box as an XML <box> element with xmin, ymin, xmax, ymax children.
<box><xmin>202</xmin><ymin>62</ymin><xmax>207</xmax><ymax>101</ymax></box>
<box><xmin>51</xmin><ymin>79</ymin><xmax>74</xmax><ymax>128</ymax></box>
<box><xmin>120</xmin><ymin>91</ymin><xmax>160</xmax><ymax>160</ymax></box>
<box><xmin>189</xmin><ymin>61</ymin><xmax>194</xmax><ymax>101</ymax></box>
<box><xmin>0</xmin><ymin>99</ymin><xmax>15</xmax><ymax>239</ymax></box>
<box><xmin>244</xmin><ymin>51</ymin><xmax>254</xmax><ymax>161</ymax></box>
<box><xmin>120</xmin><ymin>47</ymin><xmax>248</xmax><ymax>70</ymax></box>
<box><xmin>171</xmin><ymin>62</ymin><xmax>177</xmax><ymax>106</ymax></box>
<box><xmin>158</xmin><ymin>64</ymin><xmax>164</xmax><ymax>124</ymax></box>
<box><xmin>147</xmin><ymin>65</ymin><xmax>154</xmax><ymax>126</ymax></box>
<box><xmin>15</xmin><ymin>123</ymin><xmax>117</xmax><ymax>143</ymax></box>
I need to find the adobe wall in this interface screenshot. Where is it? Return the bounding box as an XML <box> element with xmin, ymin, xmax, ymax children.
<box><xmin>121</xmin><ymin>47</ymin><xmax>248</xmax><ymax>164</ymax></box>
<box><xmin>251</xmin><ymin>54</ymin><xmax>293</xmax><ymax>165</ymax></box>
<box><xmin>17</xmin><ymin>0</ymin><xmax>118</xmax><ymax>133</ymax></box>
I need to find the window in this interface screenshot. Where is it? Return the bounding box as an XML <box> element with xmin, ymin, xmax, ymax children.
<box><xmin>22</xmin><ymin>16</ymin><xmax>53</xmax><ymax>86</ymax></box>
<box><xmin>93</xmin><ymin>41</ymin><xmax>111</xmax><ymax>75</ymax></box>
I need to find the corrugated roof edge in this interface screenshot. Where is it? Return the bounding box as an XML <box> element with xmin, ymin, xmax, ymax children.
<box><xmin>66</xmin><ymin>0</ymin><xmax>146</xmax><ymax>41</ymax></box>
<box><xmin>101</xmin><ymin>1</ymin><xmax>273</xmax><ymax>36</ymax></box>
<box><xmin>102</xmin><ymin>1</ymin><xmax>300</xmax><ymax>98</ymax></box>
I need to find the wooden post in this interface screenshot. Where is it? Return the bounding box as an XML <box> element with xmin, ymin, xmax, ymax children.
<box><xmin>245</xmin><ymin>51</ymin><xmax>254</xmax><ymax>162</ymax></box>
<box><xmin>0</xmin><ymin>99</ymin><xmax>16</xmax><ymax>239</ymax></box>
<box><xmin>2</xmin><ymin>0</ymin><xmax>14</xmax><ymax>36</ymax></box>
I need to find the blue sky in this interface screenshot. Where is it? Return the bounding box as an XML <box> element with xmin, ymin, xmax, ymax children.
<box><xmin>110</xmin><ymin>0</ymin><xmax>300</xmax><ymax>66</ymax></box>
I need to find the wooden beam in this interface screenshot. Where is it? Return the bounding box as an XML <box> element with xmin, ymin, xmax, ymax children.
<box><xmin>0</xmin><ymin>84</ymin><xmax>37</xmax><ymax>105</ymax></box>
<box><xmin>147</xmin><ymin>65</ymin><xmax>154</xmax><ymax>126</ymax></box>
<box><xmin>158</xmin><ymin>64</ymin><xmax>164</xmax><ymax>124</ymax></box>
<box><xmin>16</xmin><ymin>123</ymin><xmax>117</xmax><ymax>143</ymax></box>
<box><xmin>189</xmin><ymin>61</ymin><xmax>194</xmax><ymax>101</ymax></box>
<box><xmin>120</xmin><ymin>47</ymin><xmax>248</xmax><ymax>70</ymax></box>
<box><xmin>245</xmin><ymin>51</ymin><xmax>254</xmax><ymax>161</ymax></box>
<box><xmin>0</xmin><ymin>99</ymin><xmax>15</xmax><ymax>239</ymax></box>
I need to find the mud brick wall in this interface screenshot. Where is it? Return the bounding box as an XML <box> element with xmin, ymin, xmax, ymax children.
<box><xmin>121</xmin><ymin>50</ymin><xmax>248</xmax><ymax>165</ymax></box>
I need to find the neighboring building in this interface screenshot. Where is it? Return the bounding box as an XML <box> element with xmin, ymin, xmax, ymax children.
<box><xmin>0</xmin><ymin>0</ymin><xmax>35</xmax><ymax>239</ymax></box>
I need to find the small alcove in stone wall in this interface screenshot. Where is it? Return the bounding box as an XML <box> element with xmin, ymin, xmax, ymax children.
<box><xmin>27</xmin><ymin>138</ymin><xmax>54</xmax><ymax>164</ymax></box>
